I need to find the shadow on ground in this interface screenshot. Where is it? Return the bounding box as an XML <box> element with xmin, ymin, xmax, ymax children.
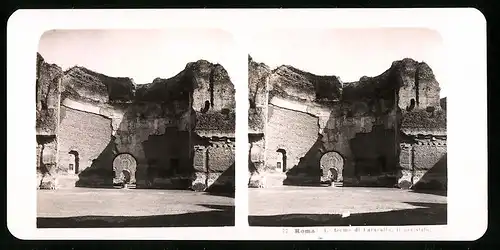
<box><xmin>37</xmin><ymin>204</ymin><xmax>235</xmax><ymax>228</ymax></box>
<box><xmin>248</xmin><ymin>202</ymin><xmax>446</xmax><ymax>227</ymax></box>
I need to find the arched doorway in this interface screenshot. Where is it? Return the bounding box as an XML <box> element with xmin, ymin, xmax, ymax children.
<box><xmin>276</xmin><ymin>149</ymin><xmax>287</xmax><ymax>172</ymax></box>
<box><xmin>113</xmin><ymin>153</ymin><xmax>137</xmax><ymax>185</ymax></box>
<box><xmin>68</xmin><ymin>150</ymin><xmax>79</xmax><ymax>174</ymax></box>
<box><xmin>122</xmin><ymin>169</ymin><xmax>131</xmax><ymax>184</ymax></box>
<box><xmin>320</xmin><ymin>151</ymin><xmax>344</xmax><ymax>183</ymax></box>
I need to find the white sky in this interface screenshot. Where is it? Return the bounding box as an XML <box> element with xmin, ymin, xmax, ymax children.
<box><xmin>38</xmin><ymin>29</ymin><xmax>237</xmax><ymax>85</ymax></box>
<box><xmin>249</xmin><ymin>28</ymin><xmax>447</xmax><ymax>97</ymax></box>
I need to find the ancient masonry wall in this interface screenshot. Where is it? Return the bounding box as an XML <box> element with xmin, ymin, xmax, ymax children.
<box><xmin>399</xmin><ymin>137</ymin><xmax>447</xmax><ymax>189</ymax></box>
<box><xmin>36</xmin><ymin>136</ymin><xmax>59</xmax><ymax>188</ymax></box>
<box><xmin>249</xmin><ymin>136</ymin><xmax>265</xmax><ymax>168</ymax></box>
<box><xmin>36</xmin><ymin>54</ymin><xmax>235</xmax><ymax>191</ymax></box>
<box><xmin>248</xmin><ymin>58</ymin><xmax>446</xmax><ymax>190</ymax></box>
<box><xmin>265</xmin><ymin>104</ymin><xmax>320</xmax><ymax>172</ymax></box>
<box><xmin>36</xmin><ymin>54</ymin><xmax>63</xmax><ymax>189</ymax></box>
<box><xmin>192</xmin><ymin>141</ymin><xmax>236</xmax><ymax>191</ymax></box>
<box><xmin>108</xmin><ymin>102</ymin><xmax>198</xmax><ymax>189</ymax></box>
<box><xmin>58</xmin><ymin>106</ymin><xmax>113</xmax><ymax>175</ymax></box>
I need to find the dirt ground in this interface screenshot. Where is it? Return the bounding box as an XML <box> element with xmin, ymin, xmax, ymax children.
<box><xmin>37</xmin><ymin>188</ymin><xmax>234</xmax><ymax>228</ymax></box>
<box><xmin>248</xmin><ymin>186</ymin><xmax>447</xmax><ymax>226</ymax></box>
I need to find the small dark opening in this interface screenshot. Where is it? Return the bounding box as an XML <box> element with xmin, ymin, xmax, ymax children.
<box><xmin>330</xmin><ymin>168</ymin><xmax>338</xmax><ymax>182</ymax></box>
<box><xmin>41</xmin><ymin>100</ymin><xmax>48</xmax><ymax>110</ymax></box>
<box><xmin>122</xmin><ymin>170</ymin><xmax>131</xmax><ymax>184</ymax></box>
<box><xmin>249</xmin><ymin>98</ymin><xmax>257</xmax><ymax>109</ymax></box>
<box><xmin>426</xmin><ymin>106</ymin><xmax>436</xmax><ymax>113</ymax></box>
<box><xmin>201</xmin><ymin>100</ymin><xmax>210</xmax><ymax>113</ymax></box>
<box><xmin>407</xmin><ymin>99</ymin><xmax>416</xmax><ymax>111</ymax></box>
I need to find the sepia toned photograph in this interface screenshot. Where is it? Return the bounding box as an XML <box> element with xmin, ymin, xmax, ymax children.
<box><xmin>7</xmin><ymin>8</ymin><xmax>487</xmax><ymax>241</ymax></box>
<box><xmin>248</xmin><ymin>28</ymin><xmax>448</xmax><ymax>227</ymax></box>
<box><xmin>35</xmin><ymin>29</ymin><xmax>236</xmax><ymax>228</ymax></box>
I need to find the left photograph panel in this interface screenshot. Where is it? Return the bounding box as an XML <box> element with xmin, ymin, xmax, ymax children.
<box><xmin>35</xmin><ymin>29</ymin><xmax>236</xmax><ymax>228</ymax></box>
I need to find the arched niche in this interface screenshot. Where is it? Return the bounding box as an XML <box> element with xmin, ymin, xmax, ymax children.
<box><xmin>276</xmin><ymin>148</ymin><xmax>287</xmax><ymax>172</ymax></box>
<box><xmin>113</xmin><ymin>153</ymin><xmax>138</xmax><ymax>184</ymax></box>
<box><xmin>320</xmin><ymin>151</ymin><xmax>344</xmax><ymax>182</ymax></box>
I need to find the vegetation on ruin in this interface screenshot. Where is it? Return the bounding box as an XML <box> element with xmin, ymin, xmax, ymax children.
<box><xmin>270</xmin><ymin>65</ymin><xmax>342</xmax><ymax>102</ymax></box>
<box><xmin>36</xmin><ymin>109</ymin><xmax>57</xmax><ymax>134</ymax></box>
<box><xmin>195</xmin><ymin>110</ymin><xmax>236</xmax><ymax>133</ymax></box>
<box><xmin>401</xmin><ymin>109</ymin><xmax>446</xmax><ymax>129</ymax></box>
<box><xmin>248</xmin><ymin>108</ymin><xmax>264</xmax><ymax>132</ymax></box>
<box><xmin>64</xmin><ymin>66</ymin><xmax>136</xmax><ymax>103</ymax></box>
<box><xmin>342</xmin><ymin>70</ymin><xmax>397</xmax><ymax>102</ymax></box>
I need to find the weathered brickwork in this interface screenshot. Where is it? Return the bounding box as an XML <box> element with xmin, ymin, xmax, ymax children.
<box><xmin>58</xmin><ymin>106</ymin><xmax>113</xmax><ymax>175</ymax></box>
<box><xmin>207</xmin><ymin>145</ymin><xmax>235</xmax><ymax>172</ymax></box>
<box><xmin>36</xmin><ymin>53</ymin><xmax>235</xmax><ymax>191</ymax></box>
<box><xmin>248</xmin><ymin>56</ymin><xmax>447</xmax><ymax>190</ymax></box>
<box><xmin>265</xmin><ymin>104</ymin><xmax>319</xmax><ymax>172</ymax></box>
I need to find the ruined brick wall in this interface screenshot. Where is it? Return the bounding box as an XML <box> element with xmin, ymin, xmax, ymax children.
<box><xmin>207</xmin><ymin>144</ymin><xmax>235</xmax><ymax>172</ymax></box>
<box><xmin>37</xmin><ymin>53</ymin><xmax>235</xmax><ymax>191</ymax></box>
<box><xmin>248</xmin><ymin>56</ymin><xmax>269</xmax><ymax>135</ymax></box>
<box><xmin>113</xmin><ymin>103</ymin><xmax>194</xmax><ymax>188</ymax></box>
<box><xmin>248</xmin><ymin>55</ymin><xmax>269</xmax><ymax>107</ymax></box>
<box><xmin>36</xmin><ymin>54</ymin><xmax>62</xmax><ymax>136</ymax></box>
<box><xmin>265</xmin><ymin>104</ymin><xmax>319</xmax><ymax>172</ymax></box>
<box><xmin>212</xmin><ymin>65</ymin><xmax>236</xmax><ymax>111</ymax></box>
<box><xmin>395</xmin><ymin>59</ymin><xmax>441</xmax><ymax>111</ymax></box>
<box><xmin>58</xmin><ymin>106</ymin><xmax>113</xmax><ymax>175</ymax></box>
<box><xmin>412</xmin><ymin>138</ymin><xmax>447</xmax><ymax>188</ymax></box>
<box><xmin>416</xmin><ymin>62</ymin><xmax>441</xmax><ymax>109</ymax></box>
<box><xmin>249</xmin><ymin>57</ymin><xmax>445</xmax><ymax>189</ymax></box>
<box><xmin>36</xmin><ymin>54</ymin><xmax>62</xmax><ymax>187</ymax></box>
<box><xmin>191</xmin><ymin>141</ymin><xmax>235</xmax><ymax>191</ymax></box>
<box><xmin>399</xmin><ymin>136</ymin><xmax>447</xmax><ymax>189</ymax></box>
<box><xmin>269</xmin><ymin>66</ymin><xmax>342</xmax><ymax>102</ymax></box>
<box><xmin>249</xmin><ymin>135</ymin><xmax>265</xmax><ymax>168</ymax></box>
<box><xmin>36</xmin><ymin>136</ymin><xmax>58</xmax><ymax>172</ymax></box>
<box><xmin>190</xmin><ymin>60</ymin><xmax>235</xmax><ymax>112</ymax></box>
<box><xmin>206</xmin><ymin>143</ymin><xmax>235</xmax><ymax>187</ymax></box>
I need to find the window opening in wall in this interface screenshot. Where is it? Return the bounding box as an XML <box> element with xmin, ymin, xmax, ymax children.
<box><xmin>201</xmin><ymin>100</ymin><xmax>210</xmax><ymax>113</ymax></box>
<box><xmin>68</xmin><ymin>150</ymin><xmax>80</xmax><ymax>174</ymax></box>
<box><xmin>407</xmin><ymin>98</ymin><xmax>416</xmax><ymax>111</ymax></box>
<box><xmin>276</xmin><ymin>149</ymin><xmax>287</xmax><ymax>172</ymax></box>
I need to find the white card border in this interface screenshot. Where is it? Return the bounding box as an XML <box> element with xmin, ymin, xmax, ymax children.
<box><xmin>7</xmin><ymin>8</ymin><xmax>487</xmax><ymax>241</ymax></box>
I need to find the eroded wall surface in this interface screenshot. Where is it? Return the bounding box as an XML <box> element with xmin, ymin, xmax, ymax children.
<box><xmin>36</xmin><ymin>54</ymin><xmax>63</xmax><ymax>189</ymax></box>
<box><xmin>265</xmin><ymin>104</ymin><xmax>319</xmax><ymax>173</ymax></box>
<box><xmin>248</xmin><ymin>56</ymin><xmax>447</xmax><ymax>190</ymax></box>
<box><xmin>58</xmin><ymin>106</ymin><xmax>114</xmax><ymax>187</ymax></box>
<box><xmin>36</xmin><ymin>53</ymin><xmax>235</xmax><ymax>191</ymax></box>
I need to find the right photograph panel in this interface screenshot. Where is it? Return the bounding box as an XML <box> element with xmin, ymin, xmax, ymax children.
<box><xmin>247</xmin><ymin>28</ymin><xmax>447</xmax><ymax>227</ymax></box>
